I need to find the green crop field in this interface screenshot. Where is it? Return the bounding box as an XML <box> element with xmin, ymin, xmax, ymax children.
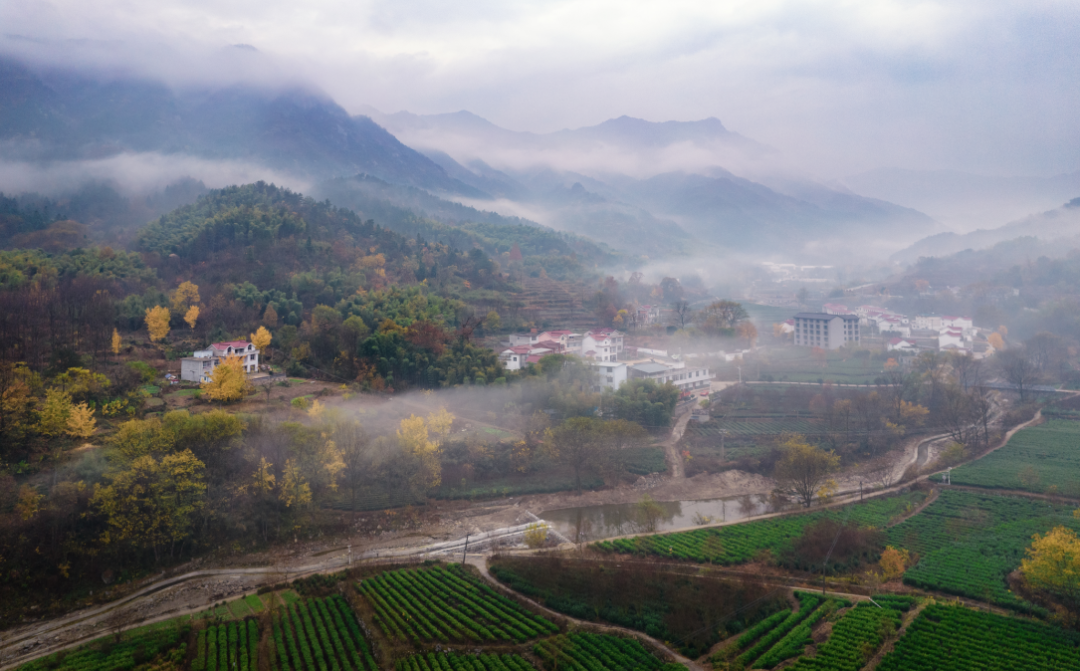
<box><xmin>593</xmin><ymin>492</ymin><xmax>924</xmax><ymax>566</ymax></box>
<box><xmin>193</xmin><ymin>620</ymin><xmax>259</xmax><ymax>671</ymax></box>
<box><xmin>876</xmin><ymin>604</ymin><xmax>1080</xmax><ymax>671</ymax></box>
<box><xmin>885</xmin><ymin>489</ymin><xmax>1078</xmax><ymax>614</ymax></box>
<box><xmin>712</xmin><ymin>592</ymin><xmax>851</xmax><ymax>670</ymax></box>
<box><xmin>17</xmin><ymin>623</ymin><xmax>189</xmax><ymax>671</ymax></box>
<box><xmin>942</xmin><ymin>419</ymin><xmax>1080</xmax><ymax>495</ymax></box>
<box><xmin>358</xmin><ymin>565</ymin><xmax>557</xmax><ymax>643</ymax></box>
<box><xmin>271</xmin><ymin>596</ymin><xmax>378</xmax><ymax>671</ymax></box>
<box><xmin>785</xmin><ymin>600</ymin><xmax>911</xmax><ymax>671</ymax></box>
<box><xmin>396</xmin><ymin>652</ymin><xmax>535</xmax><ymax>671</ymax></box>
<box><xmin>534</xmin><ymin>633</ymin><xmax>684</xmax><ymax>671</ymax></box>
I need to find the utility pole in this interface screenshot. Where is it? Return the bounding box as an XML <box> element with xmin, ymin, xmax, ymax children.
<box><xmin>720</xmin><ymin>429</ymin><xmax>728</xmax><ymax>462</ymax></box>
<box><xmin>462</xmin><ymin>534</ymin><xmax>470</xmax><ymax>564</ymax></box>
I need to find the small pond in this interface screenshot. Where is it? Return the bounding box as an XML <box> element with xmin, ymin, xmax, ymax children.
<box><xmin>540</xmin><ymin>493</ymin><xmax>790</xmax><ymax>542</ymax></box>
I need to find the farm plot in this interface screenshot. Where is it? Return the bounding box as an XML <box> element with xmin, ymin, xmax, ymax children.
<box><xmin>193</xmin><ymin>620</ymin><xmax>259</xmax><ymax>671</ymax></box>
<box><xmin>712</xmin><ymin>592</ymin><xmax>849</xmax><ymax>670</ymax></box>
<box><xmin>489</xmin><ymin>555</ymin><xmax>784</xmax><ymax>658</ymax></box>
<box><xmin>534</xmin><ymin>633</ymin><xmax>684</xmax><ymax>671</ymax></box>
<box><xmin>358</xmin><ymin>565</ymin><xmax>557</xmax><ymax>644</ymax></box>
<box><xmin>272</xmin><ymin>596</ymin><xmax>378</xmax><ymax>671</ymax></box>
<box><xmin>689</xmin><ymin>417</ymin><xmax>821</xmax><ymax>437</ymax></box>
<box><xmin>876</xmin><ymin>604</ymin><xmax>1080</xmax><ymax>671</ymax></box>
<box><xmin>785</xmin><ymin>599</ymin><xmax>912</xmax><ymax>671</ymax></box>
<box><xmin>885</xmin><ymin>489</ymin><xmax>1078</xmax><ymax>614</ymax></box>
<box><xmin>16</xmin><ymin>623</ymin><xmax>189</xmax><ymax>671</ymax></box>
<box><xmin>943</xmin><ymin>419</ymin><xmax>1080</xmax><ymax>495</ymax></box>
<box><xmin>593</xmin><ymin>492</ymin><xmax>924</xmax><ymax>564</ymax></box>
<box><xmin>395</xmin><ymin>652</ymin><xmax>535</xmax><ymax>671</ymax></box>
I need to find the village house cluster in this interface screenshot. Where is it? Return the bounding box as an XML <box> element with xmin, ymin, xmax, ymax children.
<box><xmin>785</xmin><ymin>303</ymin><xmax>982</xmax><ymax>355</ymax></box>
<box><xmin>497</xmin><ymin>328</ymin><xmax>713</xmax><ymax>394</ymax></box>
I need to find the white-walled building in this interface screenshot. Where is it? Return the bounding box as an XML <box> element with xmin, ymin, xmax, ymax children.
<box><xmin>793</xmin><ymin>312</ymin><xmax>861</xmax><ymax>349</ymax></box>
<box><xmin>581</xmin><ymin>329</ymin><xmax>625</xmax><ymax>362</ymax></box>
<box><xmin>180</xmin><ymin>340</ymin><xmax>259</xmax><ymax>383</ymax></box>
<box><xmin>591</xmin><ymin>361</ymin><xmax>629</xmax><ymax>391</ymax></box>
<box><xmin>887</xmin><ymin>338</ymin><xmax>918</xmax><ymax>352</ymax></box>
<box><xmin>629</xmin><ymin>361</ymin><xmax>713</xmax><ymax>393</ymax></box>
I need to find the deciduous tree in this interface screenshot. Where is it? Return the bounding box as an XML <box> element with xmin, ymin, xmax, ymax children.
<box><xmin>171</xmin><ymin>281</ymin><xmax>200</xmax><ymax>314</ymax></box>
<box><xmin>65</xmin><ymin>401</ymin><xmax>96</xmax><ymax>439</ymax></box>
<box><xmin>1021</xmin><ymin>526</ymin><xmax>1080</xmax><ymax>608</ymax></box>
<box><xmin>111</xmin><ymin>328</ymin><xmax>122</xmax><ymax>355</ymax></box>
<box><xmin>773</xmin><ymin>435</ymin><xmax>840</xmax><ymax>507</ymax></box>
<box><xmin>38</xmin><ymin>388</ymin><xmax>73</xmax><ymax>437</ymax></box>
<box><xmin>251</xmin><ymin>325</ymin><xmax>272</xmax><ymax>354</ymax></box>
<box><xmin>200</xmin><ymin>354</ymin><xmax>252</xmax><ymax>403</ymax></box>
<box><xmin>144</xmin><ymin>305</ymin><xmax>171</xmax><ymax>342</ymax></box>
<box><xmin>184</xmin><ymin>305</ymin><xmax>199</xmax><ymax>329</ymax></box>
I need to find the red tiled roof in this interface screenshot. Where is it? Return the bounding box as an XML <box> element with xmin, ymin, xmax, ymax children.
<box><xmin>212</xmin><ymin>341</ymin><xmax>251</xmax><ymax>350</ymax></box>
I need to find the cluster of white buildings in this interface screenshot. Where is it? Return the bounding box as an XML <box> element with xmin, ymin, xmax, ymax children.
<box><xmin>498</xmin><ymin>328</ymin><xmax>713</xmax><ymax>394</ymax></box>
<box><xmin>816</xmin><ymin>303</ymin><xmax>978</xmax><ymax>354</ymax></box>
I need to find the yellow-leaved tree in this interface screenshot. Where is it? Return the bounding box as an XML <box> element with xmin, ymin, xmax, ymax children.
<box><xmin>38</xmin><ymin>388</ymin><xmax>73</xmax><ymax>437</ymax></box>
<box><xmin>91</xmin><ymin>450</ymin><xmax>206</xmax><ymax>562</ymax></box>
<box><xmin>987</xmin><ymin>332</ymin><xmax>1005</xmax><ymax>350</ymax></box>
<box><xmin>200</xmin><ymin>354</ymin><xmax>253</xmax><ymax>403</ymax></box>
<box><xmin>184</xmin><ymin>305</ymin><xmax>200</xmax><ymax>330</ymax></box>
<box><xmin>145</xmin><ymin>306</ymin><xmax>171</xmax><ymax>342</ymax></box>
<box><xmin>66</xmin><ymin>401</ymin><xmax>97</xmax><ymax>439</ymax></box>
<box><xmin>1021</xmin><ymin>526</ymin><xmax>1080</xmax><ymax>607</ymax></box>
<box><xmin>171</xmin><ymin>281</ymin><xmax>200</xmax><ymax>315</ymax></box>
<box><xmin>396</xmin><ymin>409</ymin><xmax>454</xmax><ymax>493</ymax></box>
<box><xmin>279</xmin><ymin>459</ymin><xmax>312</xmax><ymax>508</ymax></box>
<box><xmin>251</xmin><ymin>325</ymin><xmax>272</xmax><ymax>354</ymax></box>
<box><xmin>773</xmin><ymin>434</ymin><xmax>841</xmax><ymax>508</ymax></box>
<box><xmin>879</xmin><ymin>545</ymin><xmax>911</xmax><ymax>581</ymax></box>
<box><xmin>111</xmin><ymin>328</ymin><xmax>122</xmax><ymax>356</ymax></box>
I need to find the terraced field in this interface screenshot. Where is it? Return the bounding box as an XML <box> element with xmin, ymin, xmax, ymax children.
<box><xmin>942</xmin><ymin>419</ymin><xmax>1080</xmax><ymax>495</ymax></box>
<box><xmin>885</xmin><ymin>489</ymin><xmax>1079</xmax><ymax>614</ymax></box>
<box><xmin>358</xmin><ymin>565</ymin><xmax>558</xmax><ymax>643</ymax></box>
<box><xmin>877</xmin><ymin>604</ymin><xmax>1080</xmax><ymax>671</ymax></box>
<box><xmin>712</xmin><ymin>592</ymin><xmax>849</xmax><ymax>670</ymax></box>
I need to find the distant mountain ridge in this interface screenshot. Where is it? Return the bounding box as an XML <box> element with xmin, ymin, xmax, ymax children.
<box><xmin>892</xmin><ymin>198</ymin><xmax>1080</xmax><ymax>264</ymax></box>
<box><xmin>0</xmin><ymin>56</ymin><xmax>480</xmax><ymax>195</ymax></box>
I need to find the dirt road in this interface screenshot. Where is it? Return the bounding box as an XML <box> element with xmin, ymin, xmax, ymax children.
<box><xmin>663</xmin><ymin>407</ymin><xmax>694</xmax><ymax>478</ymax></box>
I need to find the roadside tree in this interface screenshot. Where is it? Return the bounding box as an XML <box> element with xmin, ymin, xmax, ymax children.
<box><xmin>773</xmin><ymin>434</ymin><xmax>840</xmax><ymax>508</ymax></box>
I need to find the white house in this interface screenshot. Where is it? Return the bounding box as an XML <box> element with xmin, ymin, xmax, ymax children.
<box><xmin>180</xmin><ymin>340</ymin><xmax>259</xmax><ymax>383</ymax></box>
<box><xmin>582</xmin><ymin>328</ymin><xmax>624</xmax><ymax>362</ymax></box>
<box><xmin>913</xmin><ymin>315</ymin><xmax>943</xmax><ymax>331</ymax></box>
<box><xmin>590</xmin><ymin>361</ymin><xmax>628</xmax><ymax>391</ymax></box>
<box><xmin>942</xmin><ymin>316</ymin><xmax>974</xmax><ymax>333</ymax></box>
<box><xmin>938</xmin><ymin>327</ymin><xmax>965</xmax><ymax>350</ymax></box>
<box><xmin>887</xmin><ymin>337</ymin><xmax>918</xmax><ymax>352</ymax></box>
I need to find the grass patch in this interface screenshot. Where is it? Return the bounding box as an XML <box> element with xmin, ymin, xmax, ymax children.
<box><xmin>244</xmin><ymin>593</ymin><xmax>265</xmax><ymax>613</ymax></box>
<box><xmin>227</xmin><ymin>598</ymin><xmax>252</xmax><ymax>619</ymax></box>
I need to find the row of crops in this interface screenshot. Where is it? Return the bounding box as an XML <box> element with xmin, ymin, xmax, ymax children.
<box><xmin>192</xmin><ymin>620</ymin><xmax>259</xmax><ymax>671</ymax></box>
<box><xmin>17</xmin><ymin>624</ymin><xmax>189</xmax><ymax>671</ymax></box>
<box><xmin>942</xmin><ymin>419</ymin><xmax>1080</xmax><ymax>494</ymax></box>
<box><xmin>271</xmin><ymin>596</ymin><xmax>378</xmax><ymax>671</ymax></box>
<box><xmin>712</xmin><ymin>592</ymin><xmax>849</xmax><ymax>669</ymax></box>
<box><xmin>534</xmin><ymin>633</ymin><xmax>684</xmax><ymax>671</ymax></box>
<box><xmin>358</xmin><ymin>565</ymin><xmax>558</xmax><ymax>644</ymax></box>
<box><xmin>593</xmin><ymin>492</ymin><xmax>924</xmax><ymax>564</ymax></box>
<box><xmin>785</xmin><ymin>600</ymin><xmax>911</xmax><ymax>671</ymax></box>
<box><xmin>396</xmin><ymin>653</ymin><xmax>535</xmax><ymax>671</ymax></box>
<box><xmin>877</xmin><ymin>604</ymin><xmax>1080</xmax><ymax>670</ymax></box>
<box><xmin>884</xmin><ymin>489</ymin><xmax>1080</xmax><ymax>614</ymax></box>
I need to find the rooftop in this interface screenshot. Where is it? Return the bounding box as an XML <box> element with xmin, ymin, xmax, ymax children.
<box><xmin>633</xmin><ymin>362</ymin><xmax>671</xmax><ymax>375</ymax></box>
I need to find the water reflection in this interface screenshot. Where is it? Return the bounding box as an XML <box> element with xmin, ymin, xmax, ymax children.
<box><xmin>541</xmin><ymin>493</ymin><xmax>783</xmax><ymax>542</ymax></box>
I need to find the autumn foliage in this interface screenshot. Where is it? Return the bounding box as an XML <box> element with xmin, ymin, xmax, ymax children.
<box><xmin>200</xmin><ymin>354</ymin><xmax>253</xmax><ymax>402</ymax></box>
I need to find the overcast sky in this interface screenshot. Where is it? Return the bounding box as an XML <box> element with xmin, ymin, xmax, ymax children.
<box><xmin>3</xmin><ymin>0</ymin><xmax>1079</xmax><ymax>177</ymax></box>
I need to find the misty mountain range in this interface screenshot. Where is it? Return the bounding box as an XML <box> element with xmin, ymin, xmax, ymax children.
<box><xmin>5</xmin><ymin>53</ymin><xmax>1076</xmax><ymax>265</ymax></box>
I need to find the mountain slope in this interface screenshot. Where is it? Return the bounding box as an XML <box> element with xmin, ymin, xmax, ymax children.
<box><xmin>893</xmin><ymin>198</ymin><xmax>1080</xmax><ymax>263</ymax></box>
<box><xmin>0</xmin><ymin>57</ymin><xmax>479</xmax><ymax>194</ymax></box>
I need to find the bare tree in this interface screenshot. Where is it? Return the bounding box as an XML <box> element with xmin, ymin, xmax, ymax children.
<box><xmin>334</xmin><ymin>421</ymin><xmax>373</xmax><ymax>521</ymax></box>
<box><xmin>997</xmin><ymin>348</ymin><xmax>1039</xmax><ymax>401</ymax></box>
<box><xmin>671</xmin><ymin>300</ymin><xmax>694</xmax><ymax>329</ymax></box>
